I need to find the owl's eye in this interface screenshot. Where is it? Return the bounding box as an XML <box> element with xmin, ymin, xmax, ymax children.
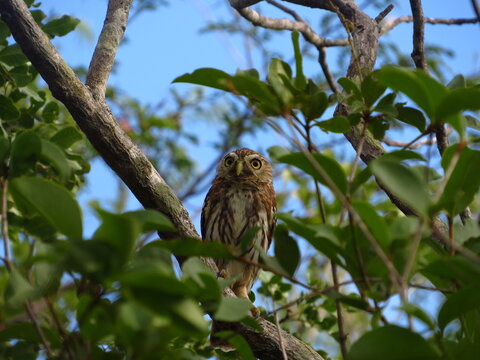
<box><xmin>250</xmin><ymin>159</ymin><xmax>262</xmax><ymax>169</ymax></box>
<box><xmin>224</xmin><ymin>156</ymin><xmax>234</xmax><ymax>167</ymax></box>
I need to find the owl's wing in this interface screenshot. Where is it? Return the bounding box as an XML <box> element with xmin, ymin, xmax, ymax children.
<box><xmin>267</xmin><ymin>204</ymin><xmax>277</xmax><ymax>249</ymax></box>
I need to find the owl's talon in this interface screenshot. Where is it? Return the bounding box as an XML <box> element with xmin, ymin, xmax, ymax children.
<box><xmin>217</xmin><ymin>269</ymin><xmax>228</xmax><ymax>279</ymax></box>
<box><xmin>250</xmin><ymin>305</ymin><xmax>260</xmax><ymax>318</ymax></box>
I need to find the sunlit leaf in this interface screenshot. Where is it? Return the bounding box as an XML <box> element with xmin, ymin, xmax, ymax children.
<box><xmin>10</xmin><ymin>177</ymin><xmax>82</xmax><ymax>240</ymax></box>
<box><xmin>348</xmin><ymin>325</ymin><xmax>440</xmax><ymax>360</ymax></box>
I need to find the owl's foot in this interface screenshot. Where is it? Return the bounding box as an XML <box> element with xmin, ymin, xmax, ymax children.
<box><xmin>217</xmin><ymin>269</ymin><xmax>228</xmax><ymax>279</ymax></box>
<box><xmin>250</xmin><ymin>305</ymin><xmax>260</xmax><ymax>318</ymax></box>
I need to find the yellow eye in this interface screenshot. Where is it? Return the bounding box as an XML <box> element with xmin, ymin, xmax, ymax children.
<box><xmin>250</xmin><ymin>159</ymin><xmax>262</xmax><ymax>169</ymax></box>
<box><xmin>224</xmin><ymin>156</ymin><xmax>234</xmax><ymax>167</ymax></box>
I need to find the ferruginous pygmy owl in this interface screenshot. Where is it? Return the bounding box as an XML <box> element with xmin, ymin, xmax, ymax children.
<box><xmin>201</xmin><ymin>148</ymin><xmax>276</xmax><ymax>301</ymax></box>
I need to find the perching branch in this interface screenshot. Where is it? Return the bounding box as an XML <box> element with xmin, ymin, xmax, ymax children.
<box><xmin>0</xmin><ymin>1</ymin><xmax>325</xmax><ymax>359</ymax></box>
<box><xmin>86</xmin><ymin>0</ymin><xmax>132</xmax><ymax>98</ymax></box>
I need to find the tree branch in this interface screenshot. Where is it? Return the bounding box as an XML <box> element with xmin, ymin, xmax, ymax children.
<box><xmin>233</xmin><ymin>5</ymin><xmax>348</xmax><ymax>47</ymax></box>
<box><xmin>86</xmin><ymin>0</ymin><xmax>132</xmax><ymax>98</ymax></box>
<box><xmin>381</xmin><ymin>16</ymin><xmax>480</xmax><ymax>34</ymax></box>
<box><xmin>471</xmin><ymin>0</ymin><xmax>480</xmax><ymax>22</ymax></box>
<box><xmin>409</xmin><ymin>0</ymin><xmax>427</xmax><ymax>71</ymax></box>
<box><xmin>0</xmin><ymin>1</ymin><xmax>324</xmax><ymax>359</ymax></box>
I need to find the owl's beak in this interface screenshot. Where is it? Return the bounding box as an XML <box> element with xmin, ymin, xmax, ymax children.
<box><xmin>235</xmin><ymin>161</ymin><xmax>244</xmax><ymax>176</ymax></box>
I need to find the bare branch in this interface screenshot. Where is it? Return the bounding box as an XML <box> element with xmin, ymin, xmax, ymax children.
<box><xmin>382</xmin><ymin>127</ymin><xmax>452</xmax><ymax>149</ymax></box>
<box><xmin>279</xmin><ymin>0</ymin><xmax>333</xmax><ymax>11</ymax></box>
<box><xmin>331</xmin><ymin>263</ymin><xmax>348</xmax><ymax>359</ymax></box>
<box><xmin>229</xmin><ymin>0</ymin><xmax>263</xmax><ymax>9</ymax></box>
<box><xmin>409</xmin><ymin>0</ymin><xmax>427</xmax><ymax>71</ymax></box>
<box><xmin>234</xmin><ymin>6</ymin><xmax>348</xmax><ymax>47</ymax></box>
<box><xmin>86</xmin><ymin>0</ymin><xmax>132</xmax><ymax>98</ymax></box>
<box><xmin>471</xmin><ymin>0</ymin><xmax>480</xmax><ymax>22</ymax></box>
<box><xmin>381</xmin><ymin>16</ymin><xmax>480</xmax><ymax>34</ymax></box>
<box><xmin>318</xmin><ymin>46</ymin><xmax>340</xmax><ymax>93</ymax></box>
<box><xmin>375</xmin><ymin>4</ymin><xmax>394</xmax><ymax>24</ymax></box>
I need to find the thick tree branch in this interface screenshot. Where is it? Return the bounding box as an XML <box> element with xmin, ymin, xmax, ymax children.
<box><xmin>0</xmin><ymin>1</ymin><xmax>324</xmax><ymax>359</ymax></box>
<box><xmin>86</xmin><ymin>0</ymin><xmax>132</xmax><ymax>98</ymax></box>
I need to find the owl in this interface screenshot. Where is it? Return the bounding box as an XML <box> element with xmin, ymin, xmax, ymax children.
<box><xmin>201</xmin><ymin>148</ymin><xmax>276</xmax><ymax>301</ymax></box>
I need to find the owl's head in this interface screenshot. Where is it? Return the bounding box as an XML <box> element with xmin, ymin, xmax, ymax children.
<box><xmin>216</xmin><ymin>148</ymin><xmax>273</xmax><ymax>184</ymax></box>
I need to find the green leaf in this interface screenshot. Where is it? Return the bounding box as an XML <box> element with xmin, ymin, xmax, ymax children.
<box><xmin>10</xmin><ymin>130</ymin><xmax>41</xmax><ymax>176</ymax></box>
<box><xmin>274</xmin><ymin>224</ymin><xmax>300</xmax><ymax>276</ymax></box>
<box><xmin>5</xmin><ymin>268</ymin><xmax>36</xmax><ymax>309</ymax></box>
<box><xmin>447</xmin><ymin>74</ymin><xmax>466</xmax><ymax>89</ymax></box>
<box><xmin>40</xmin><ymin>140</ymin><xmax>71</xmax><ymax>182</ymax></box>
<box><xmin>315</xmin><ymin>115</ymin><xmax>351</xmax><ymax>133</ymax></box>
<box><xmin>370</xmin><ymin>158</ymin><xmax>430</xmax><ymax>216</ymax></box>
<box><xmin>172</xmin><ymin>68</ymin><xmax>233</xmax><ymax>92</ymax></box>
<box><xmin>42</xmin><ymin>15</ymin><xmax>80</xmax><ymax>38</ymax></box>
<box><xmin>436</xmin><ymin>145</ymin><xmax>480</xmax><ymax>216</ymax></box>
<box><xmin>157</xmin><ymin>238</ymin><xmax>234</xmax><ymax>259</ymax></box>
<box><xmin>214</xmin><ymin>332</ymin><xmax>255</xmax><ymax>360</ymax></box>
<box><xmin>361</xmin><ymin>71</ymin><xmax>386</xmax><ymax>107</ymax></box>
<box><xmin>291</xmin><ymin>31</ymin><xmax>306</xmax><ymax>89</ymax></box>
<box><xmin>276</xmin><ymin>213</ymin><xmax>344</xmax><ymax>266</ymax></box>
<box><xmin>302</xmin><ymin>90</ymin><xmax>328</xmax><ymax>121</ymax></box>
<box><xmin>10</xmin><ymin>65</ymin><xmax>34</xmax><ymax>87</ymax></box>
<box><xmin>123</xmin><ymin>209</ymin><xmax>175</xmax><ymax>232</ymax></box>
<box><xmin>10</xmin><ymin>177</ymin><xmax>82</xmax><ymax>240</ymax></box>
<box><xmin>400</xmin><ymin>303</ymin><xmax>435</xmax><ymax>329</ymax></box>
<box><xmin>93</xmin><ymin>210</ymin><xmax>139</xmax><ymax>266</ymax></box>
<box><xmin>0</xmin><ymin>44</ymin><xmax>29</xmax><ymax>66</ymax></box>
<box><xmin>438</xmin><ymin>286</ymin><xmax>480</xmax><ymax>330</ymax></box>
<box><xmin>0</xmin><ymin>94</ymin><xmax>20</xmax><ymax>120</ymax></box>
<box><xmin>377</xmin><ymin>66</ymin><xmax>433</xmax><ymax>116</ymax></box>
<box><xmin>352</xmin><ymin>201</ymin><xmax>391</xmax><ymax>250</ymax></box>
<box><xmin>382</xmin><ymin>149</ymin><xmax>426</xmax><ymax>162</ymax></box>
<box><xmin>395</xmin><ymin>106</ymin><xmax>426</xmax><ymax>132</ymax></box>
<box><xmin>279</xmin><ymin>152</ymin><xmax>347</xmax><ymax>194</ymax></box>
<box><xmin>267</xmin><ymin>58</ymin><xmax>293</xmax><ymax>106</ymax></box>
<box><xmin>436</xmin><ymin>87</ymin><xmax>480</xmax><ymax>120</ymax></box>
<box><xmin>214</xmin><ymin>297</ymin><xmax>252</xmax><ymax>322</ymax></box>
<box><xmin>50</xmin><ymin>126</ymin><xmax>83</xmax><ymax>148</ymax></box>
<box><xmin>338</xmin><ymin>77</ymin><xmax>361</xmax><ymax>99</ymax></box>
<box><xmin>348</xmin><ymin>325</ymin><xmax>440</xmax><ymax>360</ymax></box>
<box><xmin>230</xmin><ymin>74</ymin><xmax>280</xmax><ymax>115</ymax></box>
<box><xmin>41</xmin><ymin>102</ymin><xmax>59</xmax><ymax>122</ymax></box>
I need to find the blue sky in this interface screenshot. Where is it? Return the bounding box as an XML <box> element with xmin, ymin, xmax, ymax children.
<box><xmin>39</xmin><ymin>0</ymin><xmax>480</xmax><ymax>233</ymax></box>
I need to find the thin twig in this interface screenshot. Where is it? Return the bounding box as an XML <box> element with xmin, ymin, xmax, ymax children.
<box><xmin>331</xmin><ymin>263</ymin><xmax>348</xmax><ymax>359</ymax></box>
<box><xmin>375</xmin><ymin>4</ymin><xmax>394</xmax><ymax>24</ymax></box>
<box><xmin>1</xmin><ymin>179</ymin><xmax>11</xmax><ymax>272</ymax></box>
<box><xmin>381</xmin><ymin>16</ymin><xmax>480</xmax><ymax>35</ymax></box>
<box><xmin>383</xmin><ymin>127</ymin><xmax>452</xmax><ymax>149</ymax></box>
<box><xmin>318</xmin><ymin>47</ymin><xmax>340</xmax><ymax>93</ymax></box>
<box><xmin>24</xmin><ymin>302</ymin><xmax>53</xmax><ymax>357</ymax></box>
<box><xmin>273</xmin><ymin>312</ymin><xmax>288</xmax><ymax>360</ymax></box>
